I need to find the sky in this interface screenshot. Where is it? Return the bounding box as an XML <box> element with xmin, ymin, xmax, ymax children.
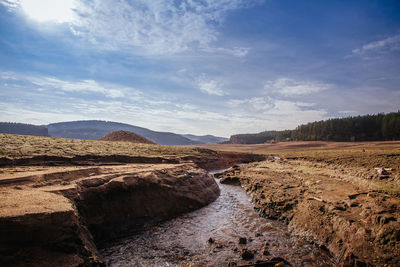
<box><xmin>0</xmin><ymin>0</ymin><xmax>399</xmax><ymax>137</ymax></box>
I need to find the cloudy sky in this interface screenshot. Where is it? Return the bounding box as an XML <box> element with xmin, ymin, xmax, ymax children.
<box><xmin>1</xmin><ymin>0</ymin><xmax>399</xmax><ymax>137</ymax></box>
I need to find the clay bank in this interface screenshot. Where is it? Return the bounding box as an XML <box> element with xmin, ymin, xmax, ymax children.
<box><xmin>0</xmin><ymin>144</ymin><xmax>263</xmax><ymax>266</ymax></box>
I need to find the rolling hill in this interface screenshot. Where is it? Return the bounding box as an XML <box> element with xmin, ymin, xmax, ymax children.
<box><xmin>46</xmin><ymin>120</ymin><xmax>200</xmax><ymax>146</ymax></box>
<box><xmin>0</xmin><ymin>122</ymin><xmax>49</xmax><ymax>137</ymax></box>
<box><xmin>99</xmin><ymin>130</ymin><xmax>156</xmax><ymax>144</ymax></box>
<box><xmin>182</xmin><ymin>134</ymin><xmax>228</xmax><ymax>144</ymax></box>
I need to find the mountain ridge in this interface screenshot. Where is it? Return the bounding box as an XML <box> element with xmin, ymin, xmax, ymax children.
<box><xmin>46</xmin><ymin>120</ymin><xmax>199</xmax><ymax>146</ymax></box>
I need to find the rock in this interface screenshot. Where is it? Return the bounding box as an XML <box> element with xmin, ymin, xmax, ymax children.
<box><xmin>241</xmin><ymin>249</ymin><xmax>254</xmax><ymax>260</ymax></box>
<box><xmin>220</xmin><ymin>176</ymin><xmax>241</xmax><ymax>185</ymax></box>
<box><xmin>261</xmin><ymin>248</ymin><xmax>270</xmax><ymax>255</ymax></box>
<box><xmin>239</xmin><ymin>237</ymin><xmax>247</xmax><ymax>244</ymax></box>
<box><xmin>376</xmin><ymin>168</ymin><xmax>389</xmax><ymax>175</ymax></box>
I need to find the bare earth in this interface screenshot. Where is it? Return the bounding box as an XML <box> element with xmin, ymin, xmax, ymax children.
<box><xmin>207</xmin><ymin>141</ymin><xmax>400</xmax><ymax>266</ymax></box>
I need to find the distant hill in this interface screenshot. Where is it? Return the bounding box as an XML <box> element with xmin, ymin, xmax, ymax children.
<box><xmin>229</xmin><ymin>111</ymin><xmax>400</xmax><ymax>144</ymax></box>
<box><xmin>46</xmin><ymin>120</ymin><xmax>200</xmax><ymax>146</ymax></box>
<box><xmin>99</xmin><ymin>130</ymin><xmax>155</xmax><ymax>144</ymax></box>
<box><xmin>0</xmin><ymin>122</ymin><xmax>49</xmax><ymax>137</ymax></box>
<box><xmin>183</xmin><ymin>134</ymin><xmax>229</xmax><ymax>144</ymax></box>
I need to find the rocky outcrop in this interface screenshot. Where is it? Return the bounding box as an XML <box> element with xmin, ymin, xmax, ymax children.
<box><xmin>224</xmin><ymin>159</ymin><xmax>400</xmax><ymax>266</ymax></box>
<box><xmin>0</xmin><ymin>188</ymin><xmax>102</xmax><ymax>266</ymax></box>
<box><xmin>72</xmin><ymin>164</ymin><xmax>220</xmax><ymax>244</ymax></box>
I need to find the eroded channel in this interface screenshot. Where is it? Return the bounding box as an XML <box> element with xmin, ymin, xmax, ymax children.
<box><xmin>100</xmin><ymin>169</ymin><xmax>336</xmax><ymax>266</ymax></box>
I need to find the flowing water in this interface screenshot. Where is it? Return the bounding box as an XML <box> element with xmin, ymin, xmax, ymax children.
<box><xmin>101</xmin><ymin>168</ymin><xmax>336</xmax><ymax>266</ymax></box>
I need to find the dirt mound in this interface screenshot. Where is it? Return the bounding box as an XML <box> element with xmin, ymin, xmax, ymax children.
<box><xmin>99</xmin><ymin>130</ymin><xmax>155</xmax><ymax>144</ymax></box>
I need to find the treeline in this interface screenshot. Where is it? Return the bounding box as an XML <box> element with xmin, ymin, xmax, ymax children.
<box><xmin>229</xmin><ymin>111</ymin><xmax>400</xmax><ymax>144</ymax></box>
<box><xmin>0</xmin><ymin>122</ymin><xmax>49</xmax><ymax>137</ymax></box>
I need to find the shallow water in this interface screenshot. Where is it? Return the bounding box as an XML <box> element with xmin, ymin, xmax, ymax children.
<box><xmin>101</xmin><ymin>169</ymin><xmax>336</xmax><ymax>266</ymax></box>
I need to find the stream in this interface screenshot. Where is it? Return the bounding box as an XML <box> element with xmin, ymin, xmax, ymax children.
<box><xmin>100</xmin><ymin>168</ymin><xmax>336</xmax><ymax>266</ymax></box>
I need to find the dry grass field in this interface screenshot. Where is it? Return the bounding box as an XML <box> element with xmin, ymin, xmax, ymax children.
<box><xmin>201</xmin><ymin>140</ymin><xmax>400</xmax><ymax>196</ymax></box>
<box><xmin>0</xmin><ymin>133</ymin><xmax>208</xmax><ymax>159</ymax></box>
<box><xmin>201</xmin><ymin>141</ymin><xmax>400</xmax><ymax>170</ymax></box>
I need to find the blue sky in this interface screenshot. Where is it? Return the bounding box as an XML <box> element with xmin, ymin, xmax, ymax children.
<box><xmin>0</xmin><ymin>0</ymin><xmax>399</xmax><ymax>137</ymax></box>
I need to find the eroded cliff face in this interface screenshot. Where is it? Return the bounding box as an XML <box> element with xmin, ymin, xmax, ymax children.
<box><xmin>73</xmin><ymin>164</ymin><xmax>220</xmax><ymax>245</ymax></box>
<box><xmin>0</xmin><ymin>150</ymin><xmax>262</xmax><ymax>266</ymax></box>
<box><xmin>0</xmin><ymin>163</ymin><xmax>220</xmax><ymax>266</ymax></box>
<box><xmin>220</xmin><ymin>159</ymin><xmax>400</xmax><ymax>266</ymax></box>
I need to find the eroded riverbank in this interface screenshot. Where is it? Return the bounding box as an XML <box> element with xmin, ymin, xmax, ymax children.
<box><xmin>101</xmin><ymin>170</ymin><xmax>336</xmax><ymax>266</ymax></box>
<box><xmin>0</xmin><ymin>150</ymin><xmax>263</xmax><ymax>266</ymax></box>
<box><xmin>219</xmin><ymin>159</ymin><xmax>400</xmax><ymax>266</ymax></box>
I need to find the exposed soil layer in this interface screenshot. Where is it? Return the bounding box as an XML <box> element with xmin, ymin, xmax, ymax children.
<box><xmin>219</xmin><ymin>158</ymin><xmax>400</xmax><ymax>266</ymax></box>
<box><xmin>102</xmin><ymin>173</ymin><xmax>335</xmax><ymax>266</ymax></box>
<box><xmin>0</xmin><ymin>151</ymin><xmax>262</xmax><ymax>266</ymax></box>
<box><xmin>98</xmin><ymin>130</ymin><xmax>155</xmax><ymax>144</ymax></box>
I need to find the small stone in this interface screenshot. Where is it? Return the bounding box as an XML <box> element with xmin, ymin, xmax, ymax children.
<box><xmin>261</xmin><ymin>248</ymin><xmax>270</xmax><ymax>256</ymax></box>
<box><xmin>239</xmin><ymin>237</ymin><xmax>247</xmax><ymax>244</ymax></box>
<box><xmin>241</xmin><ymin>249</ymin><xmax>254</xmax><ymax>260</ymax></box>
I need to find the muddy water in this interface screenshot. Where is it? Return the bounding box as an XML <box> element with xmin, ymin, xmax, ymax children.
<box><xmin>101</xmin><ymin>169</ymin><xmax>336</xmax><ymax>266</ymax></box>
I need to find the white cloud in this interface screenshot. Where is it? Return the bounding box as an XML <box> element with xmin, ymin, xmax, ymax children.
<box><xmin>32</xmin><ymin>77</ymin><xmax>126</xmax><ymax>98</ymax></box>
<box><xmin>68</xmin><ymin>0</ymin><xmax>253</xmax><ymax>56</ymax></box>
<box><xmin>352</xmin><ymin>34</ymin><xmax>400</xmax><ymax>55</ymax></box>
<box><xmin>202</xmin><ymin>46</ymin><xmax>251</xmax><ymax>57</ymax></box>
<box><xmin>197</xmin><ymin>75</ymin><xmax>227</xmax><ymax>96</ymax></box>
<box><xmin>264</xmin><ymin>77</ymin><xmax>330</xmax><ymax>96</ymax></box>
<box><xmin>0</xmin><ymin>71</ymin><xmax>329</xmax><ymax>136</ymax></box>
<box><xmin>338</xmin><ymin>110</ymin><xmax>357</xmax><ymax>114</ymax></box>
<box><xmin>228</xmin><ymin>97</ymin><xmax>273</xmax><ymax>110</ymax></box>
<box><xmin>1</xmin><ymin>0</ymin><xmax>256</xmax><ymax>56</ymax></box>
<box><xmin>0</xmin><ymin>0</ymin><xmax>19</xmax><ymax>9</ymax></box>
<box><xmin>0</xmin><ymin>71</ymin><xmax>140</xmax><ymax>99</ymax></box>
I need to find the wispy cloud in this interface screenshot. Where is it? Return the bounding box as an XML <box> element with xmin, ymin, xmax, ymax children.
<box><xmin>228</xmin><ymin>97</ymin><xmax>274</xmax><ymax>110</ymax></box>
<box><xmin>352</xmin><ymin>34</ymin><xmax>400</xmax><ymax>55</ymax></box>
<box><xmin>197</xmin><ymin>74</ymin><xmax>227</xmax><ymax>96</ymax></box>
<box><xmin>264</xmin><ymin>77</ymin><xmax>330</xmax><ymax>96</ymax></box>
<box><xmin>70</xmin><ymin>0</ymin><xmax>254</xmax><ymax>56</ymax></box>
<box><xmin>227</xmin><ymin>96</ymin><xmax>327</xmax><ymax>132</ymax></box>
<box><xmin>0</xmin><ymin>72</ymin><xmax>129</xmax><ymax>99</ymax></box>
<box><xmin>338</xmin><ymin>110</ymin><xmax>357</xmax><ymax>115</ymax></box>
<box><xmin>0</xmin><ymin>0</ymin><xmax>19</xmax><ymax>9</ymax></box>
<box><xmin>32</xmin><ymin>77</ymin><xmax>127</xmax><ymax>98</ymax></box>
<box><xmin>202</xmin><ymin>46</ymin><xmax>251</xmax><ymax>57</ymax></box>
<box><xmin>1</xmin><ymin>0</ymin><xmax>254</xmax><ymax>56</ymax></box>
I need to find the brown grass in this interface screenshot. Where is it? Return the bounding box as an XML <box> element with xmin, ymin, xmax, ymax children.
<box><xmin>199</xmin><ymin>141</ymin><xmax>400</xmax><ymax>172</ymax></box>
<box><xmin>0</xmin><ymin>134</ymin><xmax>209</xmax><ymax>159</ymax></box>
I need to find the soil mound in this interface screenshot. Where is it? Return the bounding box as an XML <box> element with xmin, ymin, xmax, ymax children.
<box><xmin>99</xmin><ymin>130</ymin><xmax>155</xmax><ymax>144</ymax></box>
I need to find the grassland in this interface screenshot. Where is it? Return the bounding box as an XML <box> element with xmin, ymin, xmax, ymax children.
<box><xmin>201</xmin><ymin>140</ymin><xmax>400</xmax><ymax>197</ymax></box>
<box><xmin>201</xmin><ymin>141</ymin><xmax>400</xmax><ymax>171</ymax></box>
<box><xmin>0</xmin><ymin>133</ymin><xmax>210</xmax><ymax>159</ymax></box>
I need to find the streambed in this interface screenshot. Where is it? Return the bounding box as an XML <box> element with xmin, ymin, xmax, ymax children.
<box><xmin>100</xmin><ymin>169</ymin><xmax>336</xmax><ymax>266</ymax></box>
